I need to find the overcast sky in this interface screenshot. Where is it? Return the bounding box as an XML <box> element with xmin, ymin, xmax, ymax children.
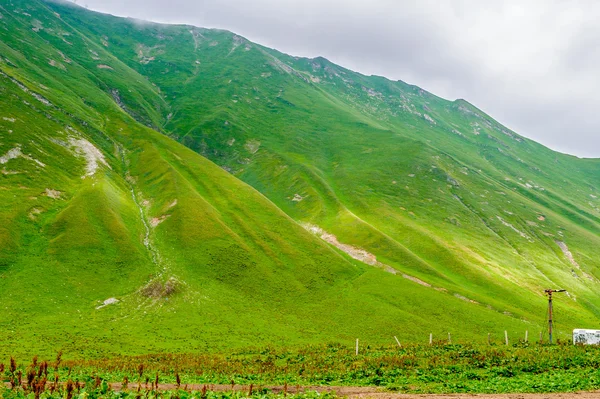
<box><xmin>77</xmin><ymin>0</ymin><xmax>600</xmax><ymax>158</ymax></box>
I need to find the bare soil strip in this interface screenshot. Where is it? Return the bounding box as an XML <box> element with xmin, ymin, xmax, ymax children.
<box><xmin>5</xmin><ymin>382</ymin><xmax>600</xmax><ymax>399</ymax></box>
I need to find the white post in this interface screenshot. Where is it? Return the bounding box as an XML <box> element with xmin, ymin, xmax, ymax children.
<box><xmin>487</xmin><ymin>333</ymin><xmax>491</xmax><ymax>345</ymax></box>
<box><xmin>429</xmin><ymin>333</ymin><xmax>433</xmax><ymax>345</ymax></box>
<box><xmin>448</xmin><ymin>332</ymin><xmax>451</xmax><ymax>344</ymax></box>
<box><xmin>505</xmin><ymin>330</ymin><xmax>509</xmax><ymax>346</ymax></box>
<box><xmin>356</xmin><ymin>339</ymin><xmax>359</xmax><ymax>355</ymax></box>
<box><xmin>394</xmin><ymin>336</ymin><xmax>401</xmax><ymax>348</ymax></box>
<box><xmin>525</xmin><ymin>330</ymin><xmax>528</xmax><ymax>343</ymax></box>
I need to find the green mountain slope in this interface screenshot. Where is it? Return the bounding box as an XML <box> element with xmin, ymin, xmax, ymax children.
<box><xmin>0</xmin><ymin>0</ymin><xmax>598</xmax><ymax>357</ymax></box>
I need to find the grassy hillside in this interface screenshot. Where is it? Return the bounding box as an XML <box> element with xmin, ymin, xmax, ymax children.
<box><xmin>0</xmin><ymin>0</ymin><xmax>598</xmax><ymax>358</ymax></box>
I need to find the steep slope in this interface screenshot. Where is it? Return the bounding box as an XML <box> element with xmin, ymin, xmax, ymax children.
<box><xmin>44</xmin><ymin>1</ymin><xmax>600</xmax><ymax>327</ymax></box>
<box><xmin>0</xmin><ymin>0</ymin><xmax>540</xmax><ymax>358</ymax></box>
<box><xmin>0</xmin><ymin>0</ymin><xmax>598</xmax><ymax>358</ymax></box>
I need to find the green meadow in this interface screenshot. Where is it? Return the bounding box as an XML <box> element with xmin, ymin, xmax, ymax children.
<box><xmin>5</xmin><ymin>343</ymin><xmax>600</xmax><ymax>396</ymax></box>
<box><xmin>0</xmin><ymin>0</ymin><xmax>598</xmax><ymax>365</ymax></box>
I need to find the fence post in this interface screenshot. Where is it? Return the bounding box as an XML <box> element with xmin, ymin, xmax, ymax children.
<box><xmin>429</xmin><ymin>333</ymin><xmax>433</xmax><ymax>345</ymax></box>
<box><xmin>525</xmin><ymin>330</ymin><xmax>528</xmax><ymax>343</ymax></box>
<box><xmin>505</xmin><ymin>330</ymin><xmax>509</xmax><ymax>346</ymax></box>
<box><xmin>356</xmin><ymin>339</ymin><xmax>359</xmax><ymax>355</ymax></box>
<box><xmin>487</xmin><ymin>333</ymin><xmax>491</xmax><ymax>345</ymax></box>
<box><xmin>448</xmin><ymin>333</ymin><xmax>451</xmax><ymax>344</ymax></box>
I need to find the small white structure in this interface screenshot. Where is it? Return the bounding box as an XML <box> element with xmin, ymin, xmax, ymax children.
<box><xmin>573</xmin><ymin>329</ymin><xmax>600</xmax><ymax>345</ymax></box>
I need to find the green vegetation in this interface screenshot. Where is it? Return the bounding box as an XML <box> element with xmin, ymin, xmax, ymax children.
<box><xmin>1</xmin><ymin>381</ymin><xmax>334</xmax><ymax>399</ymax></box>
<box><xmin>0</xmin><ymin>0</ymin><xmax>599</xmax><ymax>362</ymax></box>
<box><xmin>5</xmin><ymin>343</ymin><xmax>600</xmax><ymax>395</ymax></box>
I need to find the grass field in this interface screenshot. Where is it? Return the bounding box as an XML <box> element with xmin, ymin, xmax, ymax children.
<box><xmin>4</xmin><ymin>342</ymin><xmax>600</xmax><ymax>396</ymax></box>
<box><xmin>44</xmin><ymin>0</ymin><xmax>600</xmax><ymax>324</ymax></box>
<box><xmin>0</xmin><ymin>0</ymin><xmax>599</xmax><ymax>360</ymax></box>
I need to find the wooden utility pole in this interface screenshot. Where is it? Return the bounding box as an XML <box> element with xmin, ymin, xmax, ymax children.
<box><xmin>545</xmin><ymin>289</ymin><xmax>566</xmax><ymax>344</ymax></box>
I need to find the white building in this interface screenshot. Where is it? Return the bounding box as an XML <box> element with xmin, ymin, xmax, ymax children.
<box><xmin>573</xmin><ymin>329</ymin><xmax>600</xmax><ymax>345</ymax></box>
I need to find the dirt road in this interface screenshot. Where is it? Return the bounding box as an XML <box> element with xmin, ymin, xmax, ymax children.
<box><xmin>6</xmin><ymin>382</ymin><xmax>600</xmax><ymax>398</ymax></box>
<box><xmin>98</xmin><ymin>384</ymin><xmax>600</xmax><ymax>399</ymax></box>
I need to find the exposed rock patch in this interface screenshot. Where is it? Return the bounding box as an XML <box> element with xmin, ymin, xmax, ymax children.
<box><xmin>48</xmin><ymin>59</ymin><xmax>66</xmax><ymax>70</ymax></box>
<box><xmin>89</xmin><ymin>49</ymin><xmax>100</xmax><ymax>60</ymax></box>
<box><xmin>556</xmin><ymin>241</ymin><xmax>593</xmax><ymax>280</ymax></box>
<box><xmin>189</xmin><ymin>29</ymin><xmax>205</xmax><ymax>51</ymax></box>
<box><xmin>555</xmin><ymin>241</ymin><xmax>581</xmax><ymax>269</ymax></box>
<box><xmin>0</xmin><ymin>147</ymin><xmax>23</xmax><ymax>164</ymax></box>
<box><xmin>228</xmin><ymin>35</ymin><xmax>244</xmax><ymax>55</ymax></box>
<box><xmin>244</xmin><ymin>139</ymin><xmax>261</xmax><ymax>154</ymax></box>
<box><xmin>31</xmin><ymin>19</ymin><xmax>43</xmax><ymax>32</ymax></box>
<box><xmin>58</xmin><ymin>51</ymin><xmax>72</xmax><ymax>64</ymax></box>
<box><xmin>68</xmin><ymin>136</ymin><xmax>110</xmax><ymax>178</ymax></box>
<box><xmin>303</xmin><ymin>223</ymin><xmax>429</xmax><ymax>284</ymax></box>
<box><xmin>303</xmin><ymin>223</ymin><xmax>377</xmax><ymax>265</ymax></box>
<box><xmin>140</xmin><ymin>278</ymin><xmax>179</xmax><ymax>299</ymax></box>
<box><xmin>301</xmin><ymin>223</ymin><xmax>481</xmax><ymax>308</ymax></box>
<box><xmin>267</xmin><ymin>55</ymin><xmax>294</xmax><ymax>75</ymax></box>
<box><xmin>136</xmin><ymin>43</ymin><xmax>164</xmax><ymax>64</ymax></box>
<box><xmin>402</xmin><ymin>274</ymin><xmax>431</xmax><ymax>287</ymax></box>
<box><xmin>0</xmin><ymin>146</ymin><xmax>45</xmax><ymax>167</ymax></box>
<box><xmin>96</xmin><ymin>297</ymin><xmax>119</xmax><ymax>309</ymax></box>
<box><xmin>496</xmin><ymin>216</ymin><xmax>532</xmax><ymax>241</ymax></box>
<box><xmin>3</xmin><ymin>72</ymin><xmax>53</xmax><ymax>106</ymax></box>
<box><xmin>150</xmin><ymin>214</ymin><xmax>170</xmax><ymax>227</ymax></box>
<box><xmin>454</xmin><ymin>293</ymin><xmax>479</xmax><ymax>304</ymax></box>
<box><xmin>44</xmin><ymin>188</ymin><xmax>61</xmax><ymax>199</ymax></box>
<box><xmin>28</xmin><ymin>207</ymin><xmax>43</xmax><ymax>220</ymax></box>
<box><xmin>423</xmin><ymin>114</ymin><xmax>436</xmax><ymax>124</ymax></box>
<box><xmin>1</xmin><ymin>168</ymin><xmax>19</xmax><ymax>175</ymax></box>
